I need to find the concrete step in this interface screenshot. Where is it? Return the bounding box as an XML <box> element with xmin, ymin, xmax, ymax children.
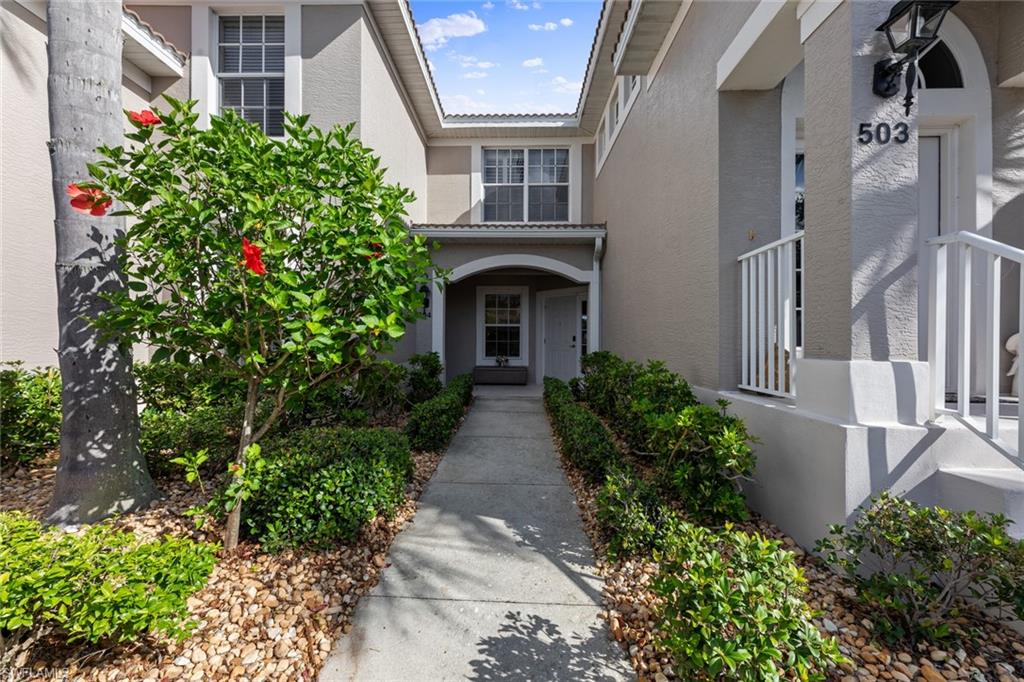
<box><xmin>935</xmin><ymin>467</ymin><xmax>1024</xmax><ymax>538</ymax></box>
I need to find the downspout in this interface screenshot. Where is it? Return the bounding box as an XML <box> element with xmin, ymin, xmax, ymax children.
<box><xmin>591</xmin><ymin>236</ymin><xmax>604</xmax><ymax>351</ymax></box>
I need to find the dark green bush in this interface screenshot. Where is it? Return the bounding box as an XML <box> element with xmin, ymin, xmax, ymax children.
<box><xmin>596</xmin><ymin>465</ymin><xmax>678</xmax><ymax>558</ymax></box>
<box><xmin>621</xmin><ymin>361</ymin><xmax>697</xmax><ymax>451</ymax></box>
<box><xmin>654</xmin><ymin>521</ymin><xmax>845</xmax><ymax>680</ymax></box>
<box><xmin>405</xmin><ymin>374</ymin><xmax>473</xmax><ymax>451</ymax></box>
<box><xmin>0</xmin><ymin>511</ymin><xmax>217</xmax><ymax>652</ymax></box>
<box><xmin>577</xmin><ymin>351</ymin><xmax>640</xmax><ymax>422</ymax></box>
<box><xmin>280</xmin><ymin>377</ymin><xmax>372</xmax><ymax>430</ymax></box>
<box><xmin>816</xmin><ymin>493</ymin><xmax>1024</xmax><ymax>643</ymax></box>
<box><xmin>543</xmin><ymin>377</ymin><xmax>620</xmax><ymax>482</ymax></box>
<box><xmin>647</xmin><ymin>400</ymin><xmax>756</xmax><ymax>524</ymax></box>
<box><xmin>245</xmin><ymin>427</ymin><xmax>412</xmax><ymax>551</ymax></box>
<box><xmin>407</xmin><ymin>352</ymin><xmax>444</xmax><ymax>404</ymax></box>
<box><xmin>140</xmin><ymin>403</ymin><xmax>240</xmax><ymax>477</ymax></box>
<box><xmin>0</xmin><ymin>363</ymin><xmax>61</xmax><ymax>466</ymax></box>
<box><xmin>134</xmin><ymin>361</ymin><xmax>244</xmax><ymax>411</ymax></box>
<box><xmin>354</xmin><ymin>360</ymin><xmax>408</xmax><ymax>419</ymax></box>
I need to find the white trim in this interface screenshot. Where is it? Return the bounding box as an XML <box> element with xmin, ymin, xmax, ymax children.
<box><xmin>475</xmin><ymin>144</ymin><xmax>583</xmax><ymax>225</ymax></box>
<box><xmin>780</xmin><ymin>62</ymin><xmax>804</xmax><ymax>236</ymax></box>
<box><xmin>121</xmin><ymin>12</ymin><xmax>186</xmax><ymax>76</ymax></box>
<box><xmin>431</xmin><ymin>270</ymin><xmax>445</xmax><ymax>369</ymax></box>
<box><xmin>569</xmin><ymin>144</ymin><xmax>582</xmax><ymax>223</ymax></box>
<box><xmin>717</xmin><ymin>0</ymin><xmax>792</xmax><ymax>90</ymax></box>
<box><xmin>646</xmin><ymin>0</ymin><xmax>693</xmax><ymax>88</ymax></box>
<box><xmin>122</xmin><ymin>60</ymin><xmax>154</xmax><ymax>93</ymax></box>
<box><xmin>591</xmin><ymin>236</ymin><xmax>603</xmax><ymax>352</ymax></box>
<box><xmin>410</xmin><ymin>227</ymin><xmax>606</xmax><ymax>241</ymax></box>
<box><xmin>284</xmin><ymin>4</ymin><xmax>301</xmax><ymax>115</ymax></box>
<box><xmin>431</xmin><ymin>137</ymin><xmax>587</xmax><ymax>147</ymax></box>
<box><xmin>595</xmin><ymin>75</ymin><xmax>642</xmax><ymax>176</ymax></box>
<box><xmin>537</xmin><ymin>286</ymin><xmax>588</xmax><ymax>380</ymax></box>
<box><xmin>796</xmin><ymin>0</ymin><xmax>841</xmax><ymax>44</ymax></box>
<box><xmin>450</xmin><ymin>254</ymin><xmax>594</xmax><ymax>285</ymax></box>
<box><xmin>476</xmin><ymin>286</ymin><xmax>530</xmax><ymax>367</ymax></box>
<box><xmin>470</xmin><ymin>143</ymin><xmax>482</xmax><ymax>223</ymax></box>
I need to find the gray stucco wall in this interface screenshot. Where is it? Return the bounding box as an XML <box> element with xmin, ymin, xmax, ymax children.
<box><xmin>426</xmin><ymin>147</ymin><xmax>471</xmax><ymax>224</ymax></box>
<box><xmin>127</xmin><ymin>5</ymin><xmax>191</xmax><ymax>104</ymax></box>
<box><xmin>431</xmin><ymin>242</ymin><xmax>595</xmax><ymax>274</ymax></box>
<box><xmin>1</xmin><ymin>2</ymin><xmax>160</xmax><ymax>366</ymax></box>
<box><xmin>302</xmin><ymin>5</ymin><xmax>361</xmax><ymax>134</ymax></box>
<box><xmin>592</xmin><ymin>0</ymin><xmax>758</xmax><ymax>390</ymax></box>
<box><xmin>444</xmin><ymin>272</ymin><xmax>578</xmax><ymax>383</ymax></box>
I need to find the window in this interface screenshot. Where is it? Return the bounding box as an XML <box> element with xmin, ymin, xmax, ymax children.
<box><xmin>218</xmin><ymin>15</ymin><xmax>285</xmax><ymax>136</ymax></box>
<box><xmin>476</xmin><ymin>286</ymin><xmax>529</xmax><ymax>365</ymax></box>
<box><xmin>917</xmin><ymin>40</ymin><xmax>963</xmax><ymax>89</ymax></box>
<box><xmin>482</xmin><ymin>148</ymin><xmax>569</xmax><ymax>222</ymax></box>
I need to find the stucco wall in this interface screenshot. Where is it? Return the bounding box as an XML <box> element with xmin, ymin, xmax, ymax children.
<box><xmin>592</xmin><ymin>0</ymin><xmax>758</xmax><ymax>389</ymax></box>
<box><xmin>431</xmin><ymin>242</ymin><xmax>595</xmax><ymax>274</ymax></box>
<box><xmin>996</xmin><ymin>1</ymin><xmax>1024</xmax><ymax>87</ymax></box>
<box><xmin>302</xmin><ymin>5</ymin><xmax>361</xmax><ymax>134</ymax></box>
<box><xmin>1</xmin><ymin>2</ymin><xmax>159</xmax><ymax>366</ymax></box>
<box><xmin>444</xmin><ymin>272</ymin><xmax>578</xmax><ymax>383</ymax></box>
<box><xmin>359</xmin><ymin>18</ymin><xmax>427</xmax><ymax>223</ymax></box>
<box><xmin>127</xmin><ymin>5</ymin><xmax>191</xmax><ymax>104</ymax></box>
<box><xmin>426</xmin><ymin>146</ymin><xmax>472</xmax><ymax>224</ymax></box>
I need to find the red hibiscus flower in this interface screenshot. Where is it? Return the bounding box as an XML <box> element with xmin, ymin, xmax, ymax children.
<box><xmin>241</xmin><ymin>237</ymin><xmax>267</xmax><ymax>275</ymax></box>
<box><xmin>66</xmin><ymin>183</ymin><xmax>112</xmax><ymax>216</ymax></box>
<box><xmin>129</xmin><ymin>110</ymin><xmax>161</xmax><ymax>127</ymax></box>
<box><xmin>366</xmin><ymin>241</ymin><xmax>385</xmax><ymax>260</ymax></box>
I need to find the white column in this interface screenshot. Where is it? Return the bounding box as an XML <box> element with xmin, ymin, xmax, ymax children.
<box><xmin>284</xmin><ymin>5</ymin><xmax>302</xmax><ymax>116</ymax></box>
<box><xmin>431</xmin><ymin>271</ymin><xmax>446</xmax><ymax>378</ymax></box>
<box><xmin>190</xmin><ymin>4</ymin><xmax>216</xmax><ymax>129</ymax></box>
<box><xmin>589</xmin><ymin>237</ymin><xmax>603</xmax><ymax>351</ymax></box>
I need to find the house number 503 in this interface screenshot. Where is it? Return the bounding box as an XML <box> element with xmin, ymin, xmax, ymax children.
<box><xmin>857</xmin><ymin>122</ymin><xmax>909</xmax><ymax>145</ymax></box>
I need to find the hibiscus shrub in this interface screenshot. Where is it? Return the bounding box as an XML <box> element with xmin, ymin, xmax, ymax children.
<box><xmin>0</xmin><ymin>363</ymin><xmax>61</xmax><ymax>466</ymax></box>
<box><xmin>83</xmin><ymin>99</ymin><xmax>436</xmax><ymax>548</ymax></box>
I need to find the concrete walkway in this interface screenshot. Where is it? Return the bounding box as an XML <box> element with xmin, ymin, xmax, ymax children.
<box><xmin>320</xmin><ymin>392</ymin><xmax>630</xmax><ymax>681</ymax></box>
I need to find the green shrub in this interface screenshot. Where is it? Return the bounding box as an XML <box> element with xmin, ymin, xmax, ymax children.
<box><xmin>577</xmin><ymin>351</ymin><xmax>640</xmax><ymax>423</ymax></box>
<box><xmin>134</xmin><ymin>361</ymin><xmax>243</xmax><ymax>411</ymax></box>
<box><xmin>621</xmin><ymin>361</ymin><xmax>697</xmax><ymax>451</ymax></box>
<box><xmin>354</xmin><ymin>361</ymin><xmax>408</xmax><ymax>419</ymax></box>
<box><xmin>140</xmin><ymin>403</ymin><xmax>240</xmax><ymax>477</ymax></box>
<box><xmin>815</xmin><ymin>493</ymin><xmax>1024</xmax><ymax>643</ymax></box>
<box><xmin>596</xmin><ymin>466</ymin><xmax>678</xmax><ymax>558</ymax></box>
<box><xmin>0</xmin><ymin>511</ymin><xmax>217</xmax><ymax>653</ymax></box>
<box><xmin>648</xmin><ymin>400</ymin><xmax>756</xmax><ymax>524</ymax></box>
<box><xmin>405</xmin><ymin>374</ymin><xmax>473</xmax><ymax>451</ymax></box>
<box><xmin>654</xmin><ymin>521</ymin><xmax>845</xmax><ymax>681</ymax></box>
<box><xmin>245</xmin><ymin>427</ymin><xmax>412</xmax><ymax>551</ymax></box>
<box><xmin>0</xmin><ymin>363</ymin><xmax>61</xmax><ymax>466</ymax></box>
<box><xmin>543</xmin><ymin>377</ymin><xmax>620</xmax><ymax>482</ymax></box>
<box><xmin>407</xmin><ymin>352</ymin><xmax>444</xmax><ymax>404</ymax></box>
<box><xmin>280</xmin><ymin>377</ymin><xmax>372</xmax><ymax>430</ymax></box>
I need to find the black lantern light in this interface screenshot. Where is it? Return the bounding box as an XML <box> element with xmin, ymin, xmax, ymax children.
<box><xmin>873</xmin><ymin>0</ymin><xmax>957</xmax><ymax>115</ymax></box>
<box><xmin>418</xmin><ymin>283</ymin><xmax>431</xmax><ymax>317</ymax></box>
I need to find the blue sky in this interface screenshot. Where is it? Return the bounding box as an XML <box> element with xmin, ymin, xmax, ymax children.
<box><xmin>408</xmin><ymin>0</ymin><xmax>603</xmax><ymax>115</ymax></box>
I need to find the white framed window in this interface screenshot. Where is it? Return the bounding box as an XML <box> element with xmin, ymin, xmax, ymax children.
<box><xmin>218</xmin><ymin>15</ymin><xmax>285</xmax><ymax>136</ymax></box>
<box><xmin>476</xmin><ymin>286</ymin><xmax>530</xmax><ymax>366</ymax></box>
<box><xmin>595</xmin><ymin>75</ymin><xmax>643</xmax><ymax>175</ymax></box>
<box><xmin>482</xmin><ymin>148</ymin><xmax>569</xmax><ymax>222</ymax></box>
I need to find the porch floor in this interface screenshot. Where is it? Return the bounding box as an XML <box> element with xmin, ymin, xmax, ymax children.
<box><xmin>472</xmin><ymin>382</ymin><xmax>544</xmax><ymax>398</ymax></box>
<box><xmin>319</xmin><ymin>393</ymin><xmax>628</xmax><ymax>680</ymax></box>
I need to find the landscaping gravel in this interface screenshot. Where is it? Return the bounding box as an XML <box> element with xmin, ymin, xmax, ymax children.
<box><xmin>1</xmin><ymin>444</ymin><xmax>446</xmax><ymax>681</ymax></box>
<box><xmin>552</xmin><ymin>435</ymin><xmax>1024</xmax><ymax>682</ymax></box>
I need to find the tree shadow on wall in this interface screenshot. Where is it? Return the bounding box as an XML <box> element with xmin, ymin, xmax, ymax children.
<box><xmin>468</xmin><ymin>611</ymin><xmax>627</xmax><ymax>682</ymax></box>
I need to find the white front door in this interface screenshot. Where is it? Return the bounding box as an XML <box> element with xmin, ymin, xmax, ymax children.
<box><xmin>544</xmin><ymin>294</ymin><xmax>579</xmax><ymax>381</ymax></box>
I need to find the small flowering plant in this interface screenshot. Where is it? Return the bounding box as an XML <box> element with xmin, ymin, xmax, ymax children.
<box><xmin>85</xmin><ymin>98</ymin><xmax>435</xmax><ymax>548</ymax></box>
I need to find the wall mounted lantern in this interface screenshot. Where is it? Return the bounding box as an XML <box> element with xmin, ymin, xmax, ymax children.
<box><xmin>418</xmin><ymin>283</ymin><xmax>431</xmax><ymax>317</ymax></box>
<box><xmin>873</xmin><ymin>0</ymin><xmax>957</xmax><ymax>115</ymax></box>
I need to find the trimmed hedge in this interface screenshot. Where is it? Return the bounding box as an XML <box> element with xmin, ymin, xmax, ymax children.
<box><xmin>245</xmin><ymin>426</ymin><xmax>413</xmax><ymax>551</ymax></box>
<box><xmin>407</xmin><ymin>352</ymin><xmax>444</xmax><ymax>404</ymax></box>
<box><xmin>0</xmin><ymin>511</ymin><xmax>217</xmax><ymax>648</ymax></box>
<box><xmin>405</xmin><ymin>374</ymin><xmax>473</xmax><ymax>451</ymax></box>
<box><xmin>1</xmin><ymin>363</ymin><xmax>62</xmax><ymax>466</ymax></box>
<box><xmin>543</xmin><ymin>377</ymin><xmax>620</xmax><ymax>482</ymax></box>
<box><xmin>596</xmin><ymin>465</ymin><xmax>678</xmax><ymax>558</ymax></box>
<box><xmin>140</xmin><ymin>403</ymin><xmax>241</xmax><ymax>477</ymax></box>
<box><xmin>134</xmin><ymin>361</ymin><xmax>243</xmax><ymax>411</ymax></box>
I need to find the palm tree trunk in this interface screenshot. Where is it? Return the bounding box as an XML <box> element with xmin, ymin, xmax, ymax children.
<box><xmin>44</xmin><ymin>0</ymin><xmax>158</xmax><ymax>526</ymax></box>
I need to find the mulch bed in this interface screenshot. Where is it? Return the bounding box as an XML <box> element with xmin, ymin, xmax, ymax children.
<box><xmin>0</xmin><ymin>423</ymin><xmax>454</xmax><ymax>682</ymax></box>
<box><xmin>546</xmin><ymin>411</ymin><xmax>1024</xmax><ymax>682</ymax></box>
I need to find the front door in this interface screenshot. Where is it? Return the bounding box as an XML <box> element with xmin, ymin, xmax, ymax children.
<box><xmin>544</xmin><ymin>293</ymin><xmax>579</xmax><ymax>381</ymax></box>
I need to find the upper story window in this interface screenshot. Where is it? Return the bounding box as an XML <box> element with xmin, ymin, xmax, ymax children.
<box><xmin>482</xmin><ymin>148</ymin><xmax>569</xmax><ymax>222</ymax></box>
<box><xmin>218</xmin><ymin>15</ymin><xmax>285</xmax><ymax>136</ymax></box>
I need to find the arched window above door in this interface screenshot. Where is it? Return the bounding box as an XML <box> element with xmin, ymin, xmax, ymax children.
<box><xmin>918</xmin><ymin>40</ymin><xmax>964</xmax><ymax>89</ymax></box>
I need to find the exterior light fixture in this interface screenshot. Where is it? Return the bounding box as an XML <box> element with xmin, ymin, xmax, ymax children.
<box><xmin>418</xmin><ymin>283</ymin><xmax>431</xmax><ymax>317</ymax></box>
<box><xmin>873</xmin><ymin>0</ymin><xmax>956</xmax><ymax>115</ymax></box>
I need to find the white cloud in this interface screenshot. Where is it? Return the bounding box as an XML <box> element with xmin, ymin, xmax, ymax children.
<box><xmin>482</xmin><ymin>0</ymin><xmax>495</xmax><ymax>7</ymax></box>
<box><xmin>532</xmin><ymin>1</ymin><xmax>542</xmax><ymax>8</ymax></box>
<box><xmin>522</xmin><ymin>57</ymin><xmax>544</xmax><ymax>68</ymax></box>
<box><xmin>454</xmin><ymin>54</ymin><xmax>497</xmax><ymax>69</ymax></box>
<box><xmin>508</xmin><ymin>0</ymin><xmax>529</xmax><ymax>10</ymax></box>
<box><xmin>418</xmin><ymin>12</ymin><xmax>486</xmax><ymax>51</ymax></box>
<box><xmin>463</xmin><ymin>71</ymin><xmax>489</xmax><ymax>79</ymax></box>
<box><xmin>529</xmin><ymin>21</ymin><xmax>558</xmax><ymax>31</ymax></box>
<box><xmin>551</xmin><ymin>75</ymin><xmax>582</xmax><ymax>94</ymax></box>
<box><xmin>476</xmin><ymin>89</ymin><xmax>486</xmax><ymax>95</ymax></box>
<box><xmin>442</xmin><ymin>93</ymin><xmax>498</xmax><ymax>114</ymax></box>
<box><xmin>559</xmin><ymin>17</ymin><xmax>573</xmax><ymax>26</ymax></box>
<box><xmin>476</xmin><ymin>61</ymin><xmax>497</xmax><ymax>69</ymax></box>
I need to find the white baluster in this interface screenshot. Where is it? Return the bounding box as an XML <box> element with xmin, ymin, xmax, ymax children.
<box><xmin>985</xmin><ymin>252</ymin><xmax>1001</xmax><ymax>438</ymax></box>
<box><xmin>928</xmin><ymin>243</ymin><xmax>947</xmax><ymax>419</ymax></box>
<box><xmin>958</xmin><ymin>244</ymin><xmax>972</xmax><ymax>418</ymax></box>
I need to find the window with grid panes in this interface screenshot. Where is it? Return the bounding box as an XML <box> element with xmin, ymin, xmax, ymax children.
<box><xmin>482</xmin><ymin>148</ymin><xmax>569</xmax><ymax>222</ymax></box>
<box><xmin>218</xmin><ymin>15</ymin><xmax>285</xmax><ymax>136</ymax></box>
<box><xmin>483</xmin><ymin>292</ymin><xmax>523</xmax><ymax>358</ymax></box>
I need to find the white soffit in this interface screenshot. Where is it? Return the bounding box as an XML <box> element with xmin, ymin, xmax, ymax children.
<box><xmin>716</xmin><ymin>0</ymin><xmax>802</xmax><ymax>91</ymax></box>
<box><xmin>612</xmin><ymin>0</ymin><xmax>684</xmax><ymax>76</ymax></box>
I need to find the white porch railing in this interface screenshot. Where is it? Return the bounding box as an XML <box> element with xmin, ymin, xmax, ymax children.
<box><xmin>927</xmin><ymin>231</ymin><xmax>1024</xmax><ymax>454</ymax></box>
<box><xmin>738</xmin><ymin>232</ymin><xmax>803</xmax><ymax>398</ymax></box>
